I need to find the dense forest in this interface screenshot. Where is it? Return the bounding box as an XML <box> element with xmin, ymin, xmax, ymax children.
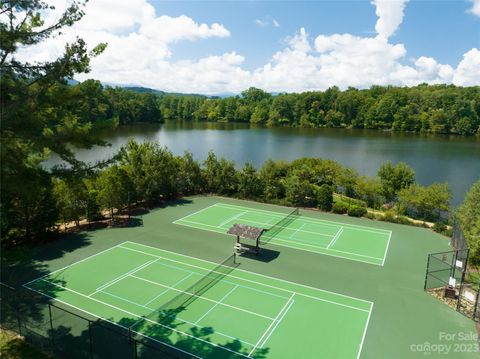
<box><xmin>38</xmin><ymin>81</ymin><xmax>480</xmax><ymax>136</ymax></box>
<box><xmin>1</xmin><ymin>1</ymin><xmax>479</xmax><ymax>264</ymax></box>
<box><xmin>158</xmin><ymin>85</ymin><xmax>480</xmax><ymax>136</ymax></box>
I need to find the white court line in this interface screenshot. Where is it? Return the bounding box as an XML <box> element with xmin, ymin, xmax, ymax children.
<box><xmin>129</xmin><ymin>274</ymin><xmax>274</xmax><ymax>320</ymax></box>
<box><xmin>357</xmin><ymin>303</ymin><xmax>374</xmax><ymax>359</ymax></box>
<box><xmin>36</xmin><ymin>278</ymin><xmax>251</xmax><ymax>358</ymax></box>
<box><xmin>98</xmin><ymin>289</ymin><xmax>254</xmax><ymax>347</ymax></box>
<box><xmin>327</xmin><ymin>227</ymin><xmax>344</xmax><ymax>249</ymax></box>
<box><xmin>214</xmin><ymin>203</ymin><xmax>391</xmax><ymax>234</ymax></box>
<box><xmin>153</xmin><ymin>260</ymin><xmax>291</xmax><ymax>300</ymax></box>
<box><xmin>122</xmin><ymin>242</ymin><xmax>375</xmax><ymax>305</ymax></box>
<box><xmin>272</xmin><ymin>236</ymin><xmax>383</xmax><ymax>261</ymax></box>
<box><xmin>195</xmin><ymin>285</ymin><xmax>239</xmax><ymax>324</ymax></box>
<box><xmin>181</xmin><ymin>218</ymin><xmax>333</xmax><ymax>238</ymax></box>
<box><xmin>249</xmin><ymin>293</ymin><xmax>296</xmax><ymax>357</ymax></box>
<box><xmin>144</xmin><ymin>273</ymin><xmax>193</xmax><ymax>306</ymax></box>
<box><xmin>381</xmin><ymin>231</ymin><xmax>393</xmax><ymax>266</ymax></box>
<box><xmin>24</xmin><ymin>241</ymin><xmax>373</xmax><ymax>359</ymax></box>
<box><xmin>172</xmin><ymin>221</ymin><xmax>384</xmax><ymax>266</ymax></box>
<box><xmin>259</xmin><ymin>299</ymin><xmax>295</xmax><ymax>348</ymax></box>
<box><xmin>175</xmin><ymin>219</ymin><xmax>384</xmax><ymax>262</ymax></box>
<box><xmin>23</xmin><ymin>242</ymin><xmax>126</xmax><ymax>286</ymax></box>
<box><xmin>119</xmin><ymin>245</ymin><xmax>372</xmax><ymax>312</ymax></box>
<box><xmin>218</xmin><ymin>211</ymin><xmax>248</xmax><ymax>227</ymax></box>
<box><xmin>289</xmin><ymin>223</ymin><xmax>306</xmax><ymax>239</ymax></box>
<box><xmin>91</xmin><ymin>259</ymin><xmax>158</xmax><ymax>296</ymax></box>
<box><xmin>23</xmin><ymin>285</ymin><xmax>203</xmax><ymax>359</ymax></box>
<box><xmin>172</xmin><ymin>203</ymin><xmax>219</xmax><ymax>224</ymax></box>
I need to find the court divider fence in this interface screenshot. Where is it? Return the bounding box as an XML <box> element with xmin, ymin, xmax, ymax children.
<box><xmin>0</xmin><ymin>284</ymin><xmax>190</xmax><ymax>359</ymax></box>
<box><xmin>424</xmin><ymin>248</ymin><xmax>479</xmax><ymax>322</ymax></box>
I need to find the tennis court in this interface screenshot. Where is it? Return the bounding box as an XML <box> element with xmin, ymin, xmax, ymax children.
<box><xmin>174</xmin><ymin>203</ymin><xmax>392</xmax><ymax>266</ymax></box>
<box><xmin>24</xmin><ymin>241</ymin><xmax>372</xmax><ymax>359</ymax></box>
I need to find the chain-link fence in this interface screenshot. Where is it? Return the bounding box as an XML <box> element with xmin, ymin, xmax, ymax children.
<box><xmin>0</xmin><ymin>285</ymin><xmax>188</xmax><ymax>359</ymax></box>
<box><xmin>452</xmin><ymin>221</ymin><xmax>469</xmax><ymax>251</ymax></box>
<box><xmin>424</xmin><ymin>249</ymin><xmax>479</xmax><ymax>322</ymax></box>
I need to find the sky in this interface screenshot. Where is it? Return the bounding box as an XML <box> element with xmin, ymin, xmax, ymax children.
<box><xmin>13</xmin><ymin>0</ymin><xmax>480</xmax><ymax>94</ymax></box>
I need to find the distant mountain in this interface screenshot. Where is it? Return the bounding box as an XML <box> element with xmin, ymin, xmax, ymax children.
<box><xmin>123</xmin><ymin>86</ymin><xmax>166</xmax><ymax>95</ymax></box>
<box><xmin>123</xmin><ymin>86</ymin><xmax>208</xmax><ymax>98</ymax></box>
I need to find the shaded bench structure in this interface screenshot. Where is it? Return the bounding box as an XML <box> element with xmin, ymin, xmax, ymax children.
<box><xmin>227</xmin><ymin>224</ymin><xmax>264</xmax><ymax>255</ymax></box>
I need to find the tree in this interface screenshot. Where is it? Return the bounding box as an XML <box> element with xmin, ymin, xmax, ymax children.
<box><xmin>317</xmin><ymin>184</ymin><xmax>333</xmax><ymax>211</ymax></box>
<box><xmin>237</xmin><ymin>163</ymin><xmax>263</xmax><ymax>199</ymax></box>
<box><xmin>96</xmin><ymin>166</ymin><xmax>132</xmax><ymax>222</ymax></box>
<box><xmin>258</xmin><ymin>160</ymin><xmax>288</xmax><ymax>200</ymax></box>
<box><xmin>53</xmin><ymin>179</ymin><xmax>86</xmax><ymax>228</ymax></box>
<box><xmin>355</xmin><ymin>176</ymin><xmax>384</xmax><ymax>209</ymax></box>
<box><xmin>177</xmin><ymin>152</ymin><xmax>203</xmax><ymax>195</ymax></box>
<box><xmin>217</xmin><ymin>158</ymin><xmax>238</xmax><ymax>195</ymax></box>
<box><xmin>283</xmin><ymin>176</ymin><xmax>317</xmax><ymax>207</ymax></box>
<box><xmin>377</xmin><ymin>161</ymin><xmax>415</xmax><ymax>202</ymax></box>
<box><xmin>121</xmin><ymin>140</ymin><xmax>179</xmax><ymax>203</ymax></box>
<box><xmin>0</xmin><ymin>0</ymin><xmax>107</xmax><ymax>243</ymax></box>
<box><xmin>203</xmin><ymin>151</ymin><xmax>222</xmax><ymax>193</ymax></box>
<box><xmin>457</xmin><ymin>180</ymin><xmax>480</xmax><ymax>264</ymax></box>
<box><xmin>397</xmin><ymin>183</ymin><xmax>451</xmax><ymax>221</ymax></box>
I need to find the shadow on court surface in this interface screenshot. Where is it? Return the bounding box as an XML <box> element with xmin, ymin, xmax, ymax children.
<box><xmin>238</xmin><ymin>246</ymin><xmax>281</xmax><ymax>263</ymax></box>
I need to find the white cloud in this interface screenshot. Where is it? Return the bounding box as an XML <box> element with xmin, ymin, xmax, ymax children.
<box><xmin>453</xmin><ymin>48</ymin><xmax>480</xmax><ymax>86</ymax></box>
<box><xmin>12</xmin><ymin>0</ymin><xmax>480</xmax><ymax>94</ymax></box>
<box><xmin>372</xmin><ymin>0</ymin><xmax>409</xmax><ymax>39</ymax></box>
<box><xmin>468</xmin><ymin>0</ymin><xmax>480</xmax><ymax>16</ymax></box>
<box><xmin>255</xmin><ymin>16</ymin><xmax>280</xmax><ymax>28</ymax></box>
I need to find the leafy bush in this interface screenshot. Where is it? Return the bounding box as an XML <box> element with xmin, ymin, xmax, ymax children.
<box><xmin>432</xmin><ymin>222</ymin><xmax>450</xmax><ymax>235</ymax></box>
<box><xmin>347</xmin><ymin>206</ymin><xmax>367</xmax><ymax>217</ymax></box>
<box><xmin>379</xmin><ymin>210</ymin><xmax>396</xmax><ymax>222</ymax></box>
<box><xmin>332</xmin><ymin>202</ymin><xmax>348</xmax><ymax>214</ymax></box>
<box><xmin>365</xmin><ymin>212</ymin><xmax>375</xmax><ymax>220</ymax></box>
<box><xmin>395</xmin><ymin>216</ymin><xmax>413</xmax><ymax>225</ymax></box>
<box><xmin>317</xmin><ymin>184</ymin><xmax>333</xmax><ymax>211</ymax></box>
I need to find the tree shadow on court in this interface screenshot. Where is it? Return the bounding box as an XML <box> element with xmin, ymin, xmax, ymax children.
<box><xmin>132</xmin><ymin>308</ymin><xmax>270</xmax><ymax>359</ymax></box>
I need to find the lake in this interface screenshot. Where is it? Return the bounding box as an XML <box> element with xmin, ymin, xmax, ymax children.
<box><xmin>46</xmin><ymin>122</ymin><xmax>480</xmax><ymax>205</ymax></box>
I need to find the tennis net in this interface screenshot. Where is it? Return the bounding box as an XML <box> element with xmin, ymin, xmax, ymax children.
<box><xmin>261</xmin><ymin>208</ymin><xmax>299</xmax><ymax>244</ymax></box>
<box><xmin>134</xmin><ymin>254</ymin><xmax>238</xmax><ymax>327</ymax></box>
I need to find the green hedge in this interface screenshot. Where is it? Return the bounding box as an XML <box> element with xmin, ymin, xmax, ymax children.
<box><xmin>332</xmin><ymin>202</ymin><xmax>348</xmax><ymax>214</ymax></box>
<box><xmin>347</xmin><ymin>206</ymin><xmax>367</xmax><ymax>217</ymax></box>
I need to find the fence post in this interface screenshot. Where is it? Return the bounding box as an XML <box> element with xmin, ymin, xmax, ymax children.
<box><xmin>48</xmin><ymin>303</ymin><xmax>55</xmax><ymax>351</ymax></box>
<box><xmin>473</xmin><ymin>286</ymin><xmax>480</xmax><ymax>321</ymax></box>
<box><xmin>15</xmin><ymin>313</ymin><xmax>22</xmax><ymax>336</ymax></box>
<box><xmin>88</xmin><ymin>320</ymin><xmax>94</xmax><ymax>359</ymax></box>
<box><xmin>423</xmin><ymin>254</ymin><xmax>431</xmax><ymax>290</ymax></box>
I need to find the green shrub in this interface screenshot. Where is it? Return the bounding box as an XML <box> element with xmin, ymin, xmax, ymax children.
<box><xmin>317</xmin><ymin>184</ymin><xmax>333</xmax><ymax>211</ymax></box>
<box><xmin>379</xmin><ymin>210</ymin><xmax>396</xmax><ymax>222</ymax></box>
<box><xmin>365</xmin><ymin>212</ymin><xmax>375</xmax><ymax>220</ymax></box>
<box><xmin>432</xmin><ymin>222</ymin><xmax>448</xmax><ymax>234</ymax></box>
<box><xmin>332</xmin><ymin>202</ymin><xmax>348</xmax><ymax>214</ymax></box>
<box><xmin>395</xmin><ymin>216</ymin><xmax>413</xmax><ymax>225</ymax></box>
<box><xmin>347</xmin><ymin>205</ymin><xmax>367</xmax><ymax>217</ymax></box>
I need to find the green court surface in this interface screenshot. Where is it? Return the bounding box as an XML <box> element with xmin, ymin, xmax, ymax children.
<box><xmin>24</xmin><ymin>241</ymin><xmax>372</xmax><ymax>359</ymax></box>
<box><xmin>174</xmin><ymin>203</ymin><xmax>392</xmax><ymax>266</ymax></box>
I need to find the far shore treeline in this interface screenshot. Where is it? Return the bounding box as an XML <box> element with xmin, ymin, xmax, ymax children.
<box><xmin>43</xmin><ymin>81</ymin><xmax>480</xmax><ymax>136</ymax></box>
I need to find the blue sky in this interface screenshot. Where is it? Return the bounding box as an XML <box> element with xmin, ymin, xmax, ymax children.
<box><xmin>160</xmin><ymin>0</ymin><xmax>479</xmax><ymax>69</ymax></box>
<box><xmin>21</xmin><ymin>0</ymin><xmax>480</xmax><ymax>94</ymax></box>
